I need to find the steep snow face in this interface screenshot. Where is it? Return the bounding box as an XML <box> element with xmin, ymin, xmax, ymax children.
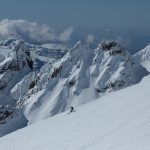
<box><xmin>13</xmin><ymin>41</ymin><xmax>148</xmax><ymax>123</ymax></box>
<box><xmin>0</xmin><ymin>39</ymin><xmax>69</xmax><ymax>136</ymax></box>
<box><xmin>134</xmin><ymin>44</ymin><xmax>150</xmax><ymax>71</ymax></box>
<box><xmin>92</xmin><ymin>41</ymin><xmax>148</xmax><ymax>92</ymax></box>
<box><xmin>0</xmin><ymin>40</ymin><xmax>33</xmax><ymax>136</ymax></box>
<box><xmin>1</xmin><ymin>75</ymin><xmax>150</xmax><ymax>150</ymax></box>
<box><xmin>0</xmin><ymin>39</ymin><xmax>68</xmax><ymax>105</ymax></box>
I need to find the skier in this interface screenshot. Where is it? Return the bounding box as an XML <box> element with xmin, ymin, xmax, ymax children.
<box><xmin>70</xmin><ymin>106</ymin><xmax>74</xmax><ymax>113</ymax></box>
<box><xmin>68</xmin><ymin>106</ymin><xmax>75</xmax><ymax>114</ymax></box>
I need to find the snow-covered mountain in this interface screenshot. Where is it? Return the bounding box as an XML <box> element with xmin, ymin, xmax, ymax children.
<box><xmin>0</xmin><ymin>40</ymin><xmax>33</xmax><ymax>105</ymax></box>
<box><xmin>0</xmin><ymin>39</ymin><xmax>68</xmax><ymax>105</ymax></box>
<box><xmin>0</xmin><ymin>39</ymin><xmax>149</xmax><ymax>136</ymax></box>
<box><xmin>0</xmin><ymin>39</ymin><xmax>67</xmax><ymax>136</ymax></box>
<box><xmin>11</xmin><ymin>40</ymin><xmax>148</xmax><ymax>124</ymax></box>
<box><xmin>0</xmin><ymin>74</ymin><xmax>150</xmax><ymax>150</ymax></box>
<box><xmin>0</xmin><ymin>40</ymin><xmax>34</xmax><ymax>136</ymax></box>
<box><xmin>134</xmin><ymin>44</ymin><xmax>150</xmax><ymax>71</ymax></box>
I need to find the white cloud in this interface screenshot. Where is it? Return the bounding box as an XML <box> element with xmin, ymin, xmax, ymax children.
<box><xmin>58</xmin><ymin>27</ymin><xmax>74</xmax><ymax>42</ymax></box>
<box><xmin>115</xmin><ymin>36</ymin><xmax>131</xmax><ymax>47</ymax></box>
<box><xmin>0</xmin><ymin>19</ymin><xmax>74</xmax><ymax>44</ymax></box>
<box><xmin>86</xmin><ymin>34</ymin><xmax>95</xmax><ymax>43</ymax></box>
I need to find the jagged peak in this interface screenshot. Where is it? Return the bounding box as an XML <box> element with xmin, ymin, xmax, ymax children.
<box><xmin>97</xmin><ymin>40</ymin><xmax>126</xmax><ymax>56</ymax></box>
<box><xmin>99</xmin><ymin>40</ymin><xmax>118</xmax><ymax>49</ymax></box>
<box><xmin>58</xmin><ymin>41</ymin><xmax>92</xmax><ymax>65</ymax></box>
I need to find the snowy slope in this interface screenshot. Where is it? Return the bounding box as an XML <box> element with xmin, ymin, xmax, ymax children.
<box><xmin>0</xmin><ymin>74</ymin><xmax>150</xmax><ymax>150</ymax></box>
<box><xmin>134</xmin><ymin>44</ymin><xmax>150</xmax><ymax>71</ymax></box>
<box><xmin>12</xmin><ymin>41</ymin><xmax>148</xmax><ymax>124</ymax></box>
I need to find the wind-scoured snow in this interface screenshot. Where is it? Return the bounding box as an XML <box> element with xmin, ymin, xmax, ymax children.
<box><xmin>0</xmin><ymin>74</ymin><xmax>150</xmax><ymax>150</ymax></box>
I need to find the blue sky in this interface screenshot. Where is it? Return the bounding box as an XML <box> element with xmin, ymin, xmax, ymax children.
<box><xmin>0</xmin><ymin>0</ymin><xmax>150</xmax><ymax>29</ymax></box>
<box><xmin>0</xmin><ymin>0</ymin><xmax>149</xmax><ymax>53</ymax></box>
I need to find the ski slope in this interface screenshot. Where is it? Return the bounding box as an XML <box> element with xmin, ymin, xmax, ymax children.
<box><xmin>0</xmin><ymin>74</ymin><xmax>150</xmax><ymax>150</ymax></box>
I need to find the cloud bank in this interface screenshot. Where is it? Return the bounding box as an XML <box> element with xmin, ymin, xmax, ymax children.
<box><xmin>86</xmin><ymin>34</ymin><xmax>95</xmax><ymax>43</ymax></box>
<box><xmin>115</xmin><ymin>36</ymin><xmax>131</xmax><ymax>48</ymax></box>
<box><xmin>0</xmin><ymin>19</ymin><xmax>74</xmax><ymax>44</ymax></box>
